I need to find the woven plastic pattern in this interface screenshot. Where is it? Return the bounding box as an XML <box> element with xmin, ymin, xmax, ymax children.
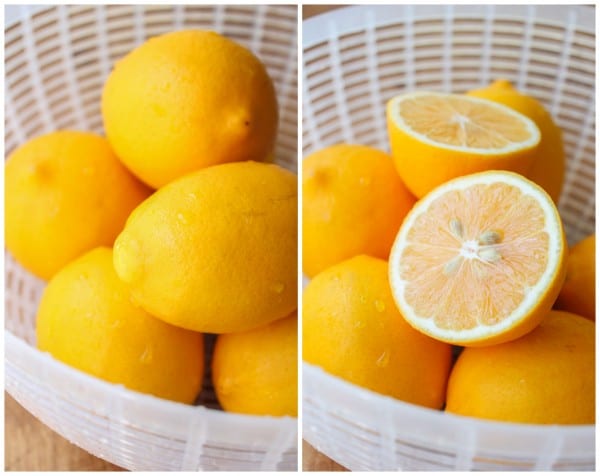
<box><xmin>302</xmin><ymin>4</ymin><xmax>595</xmax><ymax>471</ymax></box>
<box><xmin>303</xmin><ymin>4</ymin><xmax>594</xmax><ymax>246</ymax></box>
<box><xmin>5</xmin><ymin>4</ymin><xmax>298</xmax><ymax>471</ymax></box>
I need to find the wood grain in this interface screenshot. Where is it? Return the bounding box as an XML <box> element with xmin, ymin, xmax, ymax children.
<box><xmin>5</xmin><ymin>392</ymin><xmax>124</xmax><ymax>471</ymax></box>
<box><xmin>303</xmin><ymin>440</ymin><xmax>349</xmax><ymax>471</ymax></box>
<box><xmin>303</xmin><ymin>5</ymin><xmax>347</xmax><ymax>19</ymax></box>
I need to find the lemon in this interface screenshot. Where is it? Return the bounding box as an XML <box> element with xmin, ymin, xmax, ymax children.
<box><xmin>212</xmin><ymin>313</ymin><xmax>297</xmax><ymax>417</ymax></box>
<box><xmin>102</xmin><ymin>30</ymin><xmax>278</xmax><ymax>188</ymax></box>
<box><xmin>388</xmin><ymin>171</ymin><xmax>567</xmax><ymax>346</ymax></box>
<box><xmin>446</xmin><ymin>310</ymin><xmax>595</xmax><ymax>424</ymax></box>
<box><xmin>113</xmin><ymin>161</ymin><xmax>297</xmax><ymax>333</ymax></box>
<box><xmin>302</xmin><ymin>144</ymin><xmax>415</xmax><ymax>278</ymax></box>
<box><xmin>5</xmin><ymin>130</ymin><xmax>150</xmax><ymax>280</ymax></box>
<box><xmin>303</xmin><ymin>255</ymin><xmax>452</xmax><ymax>409</ymax></box>
<box><xmin>386</xmin><ymin>91</ymin><xmax>541</xmax><ymax>197</ymax></box>
<box><xmin>468</xmin><ymin>79</ymin><xmax>565</xmax><ymax>203</ymax></box>
<box><xmin>555</xmin><ymin>234</ymin><xmax>595</xmax><ymax>321</ymax></box>
<box><xmin>36</xmin><ymin>247</ymin><xmax>204</xmax><ymax>404</ymax></box>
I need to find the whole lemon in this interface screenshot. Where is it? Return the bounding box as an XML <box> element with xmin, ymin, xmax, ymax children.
<box><xmin>212</xmin><ymin>313</ymin><xmax>297</xmax><ymax>417</ymax></box>
<box><xmin>113</xmin><ymin>161</ymin><xmax>297</xmax><ymax>333</ymax></box>
<box><xmin>36</xmin><ymin>247</ymin><xmax>204</xmax><ymax>404</ymax></box>
<box><xmin>467</xmin><ymin>79</ymin><xmax>565</xmax><ymax>203</ymax></box>
<box><xmin>5</xmin><ymin>130</ymin><xmax>151</xmax><ymax>280</ymax></box>
<box><xmin>555</xmin><ymin>234</ymin><xmax>595</xmax><ymax>321</ymax></box>
<box><xmin>303</xmin><ymin>255</ymin><xmax>453</xmax><ymax>409</ymax></box>
<box><xmin>102</xmin><ymin>29</ymin><xmax>278</xmax><ymax>188</ymax></box>
<box><xmin>446</xmin><ymin>310</ymin><xmax>595</xmax><ymax>424</ymax></box>
<box><xmin>303</xmin><ymin>144</ymin><xmax>416</xmax><ymax>278</ymax></box>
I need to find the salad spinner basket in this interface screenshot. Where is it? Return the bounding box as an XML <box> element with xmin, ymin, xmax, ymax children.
<box><xmin>5</xmin><ymin>4</ymin><xmax>298</xmax><ymax>471</ymax></box>
<box><xmin>302</xmin><ymin>5</ymin><xmax>595</xmax><ymax>471</ymax></box>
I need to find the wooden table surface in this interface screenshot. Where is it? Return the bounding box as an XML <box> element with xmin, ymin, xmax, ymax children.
<box><xmin>5</xmin><ymin>392</ymin><xmax>124</xmax><ymax>471</ymax></box>
<box><xmin>4</xmin><ymin>4</ymin><xmax>348</xmax><ymax>472</ymax></box>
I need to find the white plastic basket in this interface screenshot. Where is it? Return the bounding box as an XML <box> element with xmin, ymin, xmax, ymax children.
<box><xmin>5</xmin><ymin>4</ymin><xmax>298</xmax><ymax>471</ymax></box>
<box><xmin>302</xmin><ymin>5</ymin><xmax>595</xmax><ymax>471</ymax></box>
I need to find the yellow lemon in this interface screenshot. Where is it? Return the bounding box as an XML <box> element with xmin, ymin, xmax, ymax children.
<box><xmin>36</xmin><ymin>247</ymin><xmax>204</xmax><ymax>404</ymax></box>
<box><xmin>468</xmin><ymin>79</ymin><xmax>565</xmax><ymax>203</ymax></box>
<box><xmin>302</xmin><ymin>144</ymin><xmax>416</xmax><ymax>278</ymax></box>
<box><xmin>386</xmin><ymin>91</ymin><xmax>541</xmax><ymax>197</ymax></box>
<box><xmin>555</xmin><ymin>234</ymin><xmax>595</xmax><ymax>321</ymax></box>
<box><xmin>303</xmin><ymin>255</ymin><xmax>452</xmax><ymax>409</ymax></box>
<box><xmin>446</xmin><ymin>310</ymin><xmax>595</xmax><ymax>424</ymax></box>
<box><xmin>113</xmin><ymin>161</ymin><xmax>297</xmax><ymax>333</ymax></box>
<box><xmin>212</xmin><ymin>313</ymin><xmax>297</xmax><ymax>417</ymax></box>
<box><xmin>5</xmin><ymin>130</ymin><xmax>151</xmax><ymax>280</ymax></box>
<box><xmin>389</xmin><ymin>171</ymin><xmax>567</xmax><ymax>346</ymax></box>
<box><xmin>102</xmin><ymin>30</ymin><xmax>278</xmax><ymax>188</ymax></box>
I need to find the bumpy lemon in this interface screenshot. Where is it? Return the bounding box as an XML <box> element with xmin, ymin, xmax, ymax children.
<box><xmin>303</xmin><ymin>255</ymin><xmax>452</xmax><ymax>409</ymax></box>
<box><xmin>5</xmin><ymin>130</ymin><xmax>151</xmax><ymax>280</ymax></box>
<box><xmin>468</xmin><ymin>79</ymin><xmax>565</xmax><ymax>203</ymax></box>
<box><xmin>113</xmin><ymin>161</ymin><xmax>297</xmax><ymax>333</ymax></box>
<box><xmin>446</xmin><ymin>310</ymin><xmax>595</xmax><ymax>424</ymax></box>
<box><xmin>303</xmin><ymin>144</ymin><xmax>416</xmax><ymax>278</ymax></box>
<box><xmin>36</xmin><ymin>247</ymin><xmax>204</xmax><ymax>404</ymax></box>
<box><xmin>555</xmin><ymin>234</ymin><xmax>595</xmax><ymax>321</ymax></box>
<box><xmin>102</xmin><ymin>30</ymin><xmax>278</xmax><ymax>188</ymax></box>
<box><xmin>212</xmin><ymin>313</ymin><xmax>297</xmax><ymax>417</ymax></box>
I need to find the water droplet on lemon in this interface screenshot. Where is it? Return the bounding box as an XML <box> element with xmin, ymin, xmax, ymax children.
<box><xmin>271</xmin><ymin>282</ymin><xmax>285</xmax><ymax>294</ymax></box>
<box><xmin>140</xmin><ymin>345</ymin><xmax>153</xmax><ymax>364</ymax></box>
<box><xmin>376</xmin><ymin>350</ymin><xmax>390</xmax><ymax>368</ymax></box>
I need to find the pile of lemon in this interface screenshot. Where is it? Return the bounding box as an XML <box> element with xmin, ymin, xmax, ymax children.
<box><xmin>6</xmin><ymin>30</ymin><xmax>297</xmax><ymax>417</ymax></box>
<box><xmin>303</xmin><ymin>80</ymin><xmax>595</xmax><ymax>425</ymax></box>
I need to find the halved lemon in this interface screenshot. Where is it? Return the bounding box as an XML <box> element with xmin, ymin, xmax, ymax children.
<box><xmin>388</xmin><ymin>171</ymin><xmax>567</xmax><ymax>346</ymax></box>
<box><xmin>387</xmin><ymin>92</ymin><xmax>541</xmax><ymax>197</ymax></box>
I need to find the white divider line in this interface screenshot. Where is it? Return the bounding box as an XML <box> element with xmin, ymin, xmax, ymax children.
<box><xmin>454</xmin><ymin>423</ymin><xmax>476</xmax><ymax>470</ymax></box>
<box><xmin>533</xmin><ymin>429</ymin><xmax>562</xmax><ymax>470</ymax></box>
<box><xmin>174</xmin><ymin>4</ymin><xmax>184</xmax><ymax>30</ymax></box>
<box><xmin>180</xmin><ymin>406</ymin><xmax>208</xmax><ymax>470</ymax></box>
<box><xmin>134</xmin><ymin>4</ymin><xmax>145</xmax><ymax>45</ymax></box>
<box><xmin>19</xmin><ymin>4</ymin><xmax>54</xmax><ymax>132</ymax></box>
<box><xmin>94</xmin><ymin>5</ymin><xmax>112</xmax><ymax>81</ymax></box>
<box><xmin>57</xmin><ymin>5</ymin><xmax>88</xmax><ymax>130</ymax></box>
<box><xmin>327</xmin><ymin>20</ymin><xmax>354</xmax><ymax>144</ymax></box>
<box><xmin>550</xmin><ymin>9</ymin><xmax>576</xmax><ymax>118</ymax></box>
<box><xmin>251</xmin><ymin>4</ymin><xmax>266</xmax><ymax>57</ymax></box>
<box><xmin>214</xmin><ymin>3</ymin><xmax>224</xmax><ymax>34</ymax></box>
<box><xmin>442</xmin><ymin>5</ymin><xmax>453</xmax><ymax>93</ymax></box>
<box><xmin>517</xmin><ymin>5</ymin><xmax>535</xmax><ymax>92</ymax></box>
<box><xmin>404</xmin><ymin>5</ymin><xmax>415</xmax><ymax>91</ymax></box>
<box><xmin>365</xmin><ymin>9</ymin><xmax>386</xmax><ymax>147</ymax></box>
<box><xmin>260</xmin><ymin>421</ymin><xmax>297</xmax><ymax>470</ymax></box>
<box><xmin>480</xmin><ymin>4</ymin><xmax>494</xmax><ymax>87</ymax></box>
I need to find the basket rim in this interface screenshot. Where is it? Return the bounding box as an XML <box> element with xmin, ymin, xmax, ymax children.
<box><xmin>303</xmin><ymin>361</ymin><xmax>595</xmax><ymax>436</ymax></box>
<box><xmin>303</xmin><ymin>4</ymin><xmax>595</xmax><ymax>48</ymax></box>
<box><xmin>6</xmin><ymin>330</ymin><xmax>298</xmax><ymax>431</ymax></box>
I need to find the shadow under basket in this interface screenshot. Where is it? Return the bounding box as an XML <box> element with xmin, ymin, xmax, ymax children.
<box><xmin>302</xmin><ymin>4</ymin><xmax>595</xmax><ymax>471</ymax></box>
<box><xmin>5</xmin><ymin>4</ymin><xmax>298</xmax><ymax>471</ymax></box>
